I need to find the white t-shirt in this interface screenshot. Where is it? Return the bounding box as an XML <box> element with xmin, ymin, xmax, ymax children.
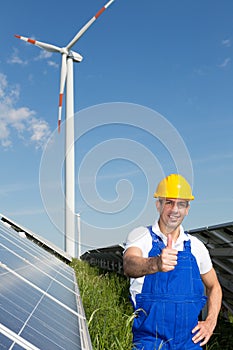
<box><xmin>124</xmin><ymin>222</ymin><xmax>212</xmax><ymax>306</ymax></box>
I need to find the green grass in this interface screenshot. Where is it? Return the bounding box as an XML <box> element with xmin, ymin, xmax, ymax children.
<box><xmin>71</xmin><ymin>259</ymin><xmax>233</xmax><ymax>350</ymax></box>
<box><xmin>71</xmin><ymin>259</ymin><xmax>133</xmax><ymax>349</ymax></box>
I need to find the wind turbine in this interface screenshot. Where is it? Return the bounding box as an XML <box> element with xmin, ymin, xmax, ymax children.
<box><xmin>15</xmin><ymin>0</ymin><xmax>115</xmax><ymax>257</ymax></box>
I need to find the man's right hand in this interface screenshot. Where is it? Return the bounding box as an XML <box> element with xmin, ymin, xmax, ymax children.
<box><xmin>157</xmin><ymin>234</ymin><xmax>178</xmax><ymax>272</ymax></box>
<box><xmin>123</xmin><ymin>234</ymin><xmax>178</xmax><ymax>278</ymax></box>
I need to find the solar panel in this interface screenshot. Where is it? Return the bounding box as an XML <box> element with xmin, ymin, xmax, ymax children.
<box><xmin>189</xmin><ymin>222</ymin><xmax>233</xmax><ymax>315</ymax></box>
<box><xmin>0</xmin><ymin>219</ymin><xmax>92</xmax><ymax>350</ymax></box>
<box><xmin>81</xmin><ymin>245</ymin><xmax>124</xmax><ymax>275</ymax></box>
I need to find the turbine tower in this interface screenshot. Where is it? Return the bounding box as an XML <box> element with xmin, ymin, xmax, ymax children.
<box><xmin>15</xmin><ymin>0</ymin><xmax>115</xmax><ymax>257</ymax></box>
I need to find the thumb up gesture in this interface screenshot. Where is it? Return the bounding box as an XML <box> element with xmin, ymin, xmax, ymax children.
<box><xmin>158</xmin><ymin>234</ymin><xmax>178</xmax><ymax>272</ymax></box>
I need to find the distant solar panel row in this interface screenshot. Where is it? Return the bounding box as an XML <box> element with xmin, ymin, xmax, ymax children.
<box><xmin>0</xmin><ymin>221</ymin><xmax>92</xmax><ymax>350</ymax></box>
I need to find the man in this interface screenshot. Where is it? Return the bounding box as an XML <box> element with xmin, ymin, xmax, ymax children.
<box><xmin>123</xmin><ymin>174</ymin><xmax>222</xmax><ymax>350</ymax></box>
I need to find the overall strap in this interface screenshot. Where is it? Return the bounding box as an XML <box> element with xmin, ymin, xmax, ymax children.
<box><xmin>183</xmin><ymin>231</ymin><xmax>191</xmax><ymax>252</ymax></box>
<box><xmin>147</xmin><ymin>225</ymin><xmax>166</xmax><ymax>250</ymax></box>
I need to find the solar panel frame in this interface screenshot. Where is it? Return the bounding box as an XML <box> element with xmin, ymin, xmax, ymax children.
<box><xmin>0</xmin><ymin>220</ymin><xmax>92</xmax><ymax>350</ymax></box>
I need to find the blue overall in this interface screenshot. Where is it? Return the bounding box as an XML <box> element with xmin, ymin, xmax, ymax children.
<box><xmin>132</xmin><ymin>226</ymin><xmax>207</xmax><ymax>350</ymax></box>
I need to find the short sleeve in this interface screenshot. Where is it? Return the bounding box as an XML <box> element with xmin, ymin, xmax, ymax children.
<box><xmin>189</xmin><ymin>235</ymin><xmax>213</xmax><ymax>274</ymax></box>
<box><xmin>124</xmin><ymin>226</ymin><xmax>152</xmax><ymax>258</ymax></box>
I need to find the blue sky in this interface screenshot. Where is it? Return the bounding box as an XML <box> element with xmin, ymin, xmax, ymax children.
<box><xmin>0</xmin><ymin>0</ymin><xmax>232</xmax><ymax>254</ymax></box>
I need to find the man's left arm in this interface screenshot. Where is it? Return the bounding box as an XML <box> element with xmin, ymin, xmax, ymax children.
<box><xmin>192</xmin><ymin>267</ymin><xmax>222</xmax><ymax>346</ymax></box>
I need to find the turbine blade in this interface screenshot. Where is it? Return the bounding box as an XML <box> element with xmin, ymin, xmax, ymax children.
<box><xmin>14</xmin><ymin>34</ymin><xmax>62</xmax><ymax>53</ymax></box>
<box><xmin>58</xmin><ymin>54</ymin><xmax>68</xmax><ymax>133</ymax></box>
<box><xmin>66</xmin><ymin>0</ymin><xmax>115</xmax><ymax>50</ymax></box>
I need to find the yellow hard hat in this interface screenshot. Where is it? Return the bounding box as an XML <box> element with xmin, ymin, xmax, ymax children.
<box><xmin>154</xmin><ymin>174</ymin><xmax>194</xmax><ymax>200</ymax></box>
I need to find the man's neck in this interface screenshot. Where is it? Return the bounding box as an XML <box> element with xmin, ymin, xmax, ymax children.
<box><xmin>158</xmin><ymin>220</ymin><xmax>181</xmax><ymax>242</ymax></box>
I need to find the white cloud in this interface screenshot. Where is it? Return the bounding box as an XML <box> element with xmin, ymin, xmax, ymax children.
<box><xmin>0</xmin><ymin>72</ymin><xmax>51</xmax><ymax>148</ymax></box>
<box><xmin>8</xmin><ymin>46</ymin><xmax>57</xmax><ymax>68</ymax></box>
<box><xmin>218</xmin><ymin>57</ymin><xmax>231</xmax><ymax>68</ymax></box>
<box><xmin>48</xmin><ymin>60</ymin><xmax>59</xmax><ymax>68</ymax></box>
<box><xmin>30</xmin><ymin>120</ymin><xmax>51</xmax><ymax>144</ymax></box>
<box><xmin>34</xmin><ymin>50</ymin><xmax>52</xmax><ymax>61</ymax></box>
<box><xmin>222</xmin><ymin>39</ymin><xmax>231</xmax><ymax>47</ymax></box>
<box><xmin>7</xmin><ymin>48</ymin><xmax>28</xmax><ymax>65</ymax></box>
<box><xmin>34</xmin><ymin>50</ymin><xmax>59</xmax><ymax>69</ymax></box>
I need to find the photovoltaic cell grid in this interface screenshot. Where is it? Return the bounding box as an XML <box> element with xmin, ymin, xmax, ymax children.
<box><xmin>0</xmin><ymin>220</ymin><xmax>92</xmax><ymax>350</ymax></box>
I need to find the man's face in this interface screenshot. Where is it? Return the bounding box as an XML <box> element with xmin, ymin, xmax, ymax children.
<box><xmin>156</xmin><ymin>198</ymin><xmax>190</xmax><ymax>232</ymax></box>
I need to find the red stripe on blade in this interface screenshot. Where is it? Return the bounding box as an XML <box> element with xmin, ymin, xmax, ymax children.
<box><xmin>59</xmin><ymin>94</ymin><xmax>63</xmax><ymax>107</ymax></box>
<box><xmin>58</xmin><ymin>120</ymin><xmax>61</xmax><ymax>133</ymax></box>
<box><xmin>28</xmin><ymin>38</ymin><xmax>36</xmax><ymax>44</ymax></box>
<box><xmin>95</xmin><ymin>7</ymin><xmax>105</xmax><ymax>19</ymax></box>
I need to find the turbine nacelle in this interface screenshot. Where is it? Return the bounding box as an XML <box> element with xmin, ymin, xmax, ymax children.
<box><xmin>68</xmin><ymin>51</ymin><xmax>83</xmax><ymax>63</ymax></box>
